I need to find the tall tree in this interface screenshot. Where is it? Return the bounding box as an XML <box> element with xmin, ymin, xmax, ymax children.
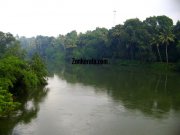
<box><xmin>0</xmin><ymin>32</ymin><xmax>15</xmax><ymax>57</ymax></box>
<box><xmin>159</xmin><ymin>30</ymin><xmax>175</xmax><ymax>64</ymax></box>
<box><xmin>123</xmin><ymin>18</ymin><xmax>145</xmax><ymax>60</ymax></box>
<box><xmin>151</xmin><ymin>36</ymin><xmax>162</xmax><ymax>62</ymax></box>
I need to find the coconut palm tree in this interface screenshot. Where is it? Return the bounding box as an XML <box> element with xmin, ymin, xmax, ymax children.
<box><xmin>151</xmin><ymin>36</ymin><xmax>162</xmax><ymax>62</ymax></box>
<box><xmin>159</xmin><ymin>30</ymin><xmax>175</xmax><ymax>64</ymax></box>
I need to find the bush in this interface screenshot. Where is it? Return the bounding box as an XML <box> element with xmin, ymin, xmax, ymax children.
<box><xmin>0</xmin><ymin>88</ymin><xmax>20</xmax><ymax>116</ymax></box>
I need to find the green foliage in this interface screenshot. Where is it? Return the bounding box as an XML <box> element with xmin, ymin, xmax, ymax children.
<box><xmin>0</xmin><ymin>32</ymin><xmax>48</xmax><ymax>116</ymax></box>
<box><xmin>0</xmin><ymin>56</ymin><xmax>39</xmax><ymax>90</ymax></box>
<box><xmin>4</xmin><ymin>40</ymin><xmax>26</xmax><ymax>59</ymax></box>
<box><xmin>173</xmin><ymin>21</ymin><xmax>180</xmax><ymax>40</ymax></box>
<box><xmin>0</xmin><ymin>78</ymin><xmax>13</xmax><ymax>90</ymax></box>
<box><xmin>30</xmin><ymin>53</ymin><xmax>47</xmax><ymax>85</ymax></box>
<box><xmin>159</xmin><ymin>29</ymin><xmax>175</xmax><ymax>63</ymax></box>
<box><xmin>75</xmin><ymin>28</ymin><xmax>109</xmax><ymax>58</ymax></box>
<box><xmin>0</xmin><ymin>54</ymin><xmax>47</xmax><ymax>90</ymax></box>
<box><xmin>21</xmin><ymin>70</ymin><xmax>39</xmax><ymax>88</ymax></box>
<box><xmin>0</xmin><ymin>32</ymin><xmax>15</xmax><ymax>57</ymax></box>
<box><xmin>0</xmin><ymin>88</ymin><xmax>20</xmax><ymax>116</ymax></box>
<box><xmin>19</xmin><ymin>15</ymin><xmax>180</xmax><ymax>69</ymax></box>
<box><xmin>64</xmin><ymin>30</ymin><xmax>78</xmax><ymax>48</ymax></box>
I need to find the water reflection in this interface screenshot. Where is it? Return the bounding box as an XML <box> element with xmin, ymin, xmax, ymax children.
<box><xmin>1</xmin><ymin>63</ymin><xmax>180</xmax><ymax>135</ymax></box>
<box><xmin>57</xmin><ymin>64</ymin><xmax>180</xmax><ymax>119</ymax></box>
<box><xmin>0</xmin><ymin>86</ymin><xmax>49</xmax><ymax>135</ymax></box>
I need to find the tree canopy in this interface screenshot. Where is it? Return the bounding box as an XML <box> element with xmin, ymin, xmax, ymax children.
<box><xmin>20</xmin><ymin>15</ymin><xmax>180</xmax><ymax>64</ymax></box>
<box><xmin>0</xmin><ymin>32</ymin><xmax>47</xmax><ymax>116</ymax></box>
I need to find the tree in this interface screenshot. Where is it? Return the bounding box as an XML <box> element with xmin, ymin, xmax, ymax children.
<box><xmin>151</xmin><ymin>36</ymin><xmax>162</xmax><ymax>62</ymax></box>
<box><xmin>18</xmin><ymin>16</ymin><xmax>180</xmax><ymax>64</ymax></box>
<box><xmin>173</xmin><ymin>21</ymin><xmax>180</xmax><ymax>40</ymax></box>
<box><xmin>30</xmin><ymin>53</ymin><xmax>47</xmax><ymax>85</ymax></box>
<box><xmin>0</xmin><ymin>56</ymin><xmax>40</xmax><ymax>91</ymax></box>
<box><xmin>123</xmin><ymin>18</ymin><xmax>148</xmax><ymax>60</ymax></box>
<box><xmin>159</xmin><ymin>30</ymin><xmax>175</xmax><ymax>64</ymax></box>
<box><xmin>75</xmin><ymin>28</ymin><xmax>109</xmax><ymax>59</ymax></box>
<box><xmin>0</xmin><ymin>88</ymin><xmax>20</xmax><ymax>116</ymax></box>
<box><xmin>109</xmin><ymin>25</ymin><xmax>127</xmax><ymax>59</ymax></box>
<box><xmin>144</xmin><ymin>15</ymin><xmax>175</xmax><ymax>62</ymax></box>
<box><xmin>64</xmin><ymin>30</ymin><xmax>78</xmax><ymax>48</ymax></box>
<box><xmin>0</xmin><ymin>32</ymin><xmax>16</xmax><ymax>57</ymax></box>
<box><xmin>0</xmin><ymin>31</ymin><xmax>48</xmax><ymax>117</ymax></box>
<box><xmin>3</xmin><ymin>40</ymin><xmax>26</xmax><ymax>59</ymax></box>
<box><xmin>156</xmin><ymin>16</ymin><xmax>173</xmax><ymax>32</ymax></box>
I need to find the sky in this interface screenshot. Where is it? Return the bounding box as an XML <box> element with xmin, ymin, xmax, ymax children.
<box><xmin>0</xmin><ymin>0</ymin><xmax>179</xmax><ymax>37</ymax></box>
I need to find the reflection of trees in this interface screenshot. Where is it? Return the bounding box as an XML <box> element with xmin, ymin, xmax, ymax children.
<box><xmin>0</xmin><ymin>86</ymin><xmax>49</xmax><ymax>135</ymax></box>
<box><xmin>46</xmin><ymin>59</ymin><xmax>65</xmax><ymax>77</ymax></box>
<box><xmin>60</xmin><ymin>64</ymin><xmax>180</xmax><ymax>118</ymax></box>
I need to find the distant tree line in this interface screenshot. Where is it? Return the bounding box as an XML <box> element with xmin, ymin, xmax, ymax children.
<box><xmin>19</xmin><ymin>15</ymin><xmax>180</xmax><ymax>65</ymax></box>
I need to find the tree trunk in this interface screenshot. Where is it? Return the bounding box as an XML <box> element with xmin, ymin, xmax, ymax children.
<box><xmin>131</xmin><ymin>46</ymin><xmax>133</xmax><ymax>61</ymax></box>
<box><xmin>156</xmin><ymin>44</ymin><xmax>162</xmax><ymax>62</ymax></box>
<box><xmin>166</xmin><ymin>43</ymin><xmax>168</xmax><ymax>64</ymax></box>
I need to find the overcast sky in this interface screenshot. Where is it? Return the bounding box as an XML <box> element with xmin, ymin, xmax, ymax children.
<box><xmin>0</xmin><ymin>0</ymin><xmax>179</xmax><ymax>37</ymax></box>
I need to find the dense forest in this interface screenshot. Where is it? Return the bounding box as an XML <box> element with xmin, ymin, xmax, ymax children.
<box><xmin>0</xmin><ymin>32</ymin><xmax>47</xmax><ymax>116</ymax></box>
<box><xmin>0</xmin><ymin>15</ymin><xmax>180</xmax><ymax>116</ymax></box>
<box><xmin>19</xmin><ymin>15</ymin><xmax>180</xmax><ymax>67</ymax></box>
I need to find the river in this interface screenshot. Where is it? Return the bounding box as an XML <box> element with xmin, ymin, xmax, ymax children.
<box><xmin>1</xmin><ymin>65</ymin><xmax>180</xmax><ymax>135</ymax></box>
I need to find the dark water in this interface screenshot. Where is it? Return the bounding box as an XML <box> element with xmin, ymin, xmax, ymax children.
<box><xmin>1</xmin><ymin>65</ymin><xmax>180</xmax><ymax>135</ymax></box>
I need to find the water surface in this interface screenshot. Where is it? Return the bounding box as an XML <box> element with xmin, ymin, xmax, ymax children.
<box><xmin>1</xmin><ymin>65</ymin><xmax>180</xmax><ymax>135</ymax></box>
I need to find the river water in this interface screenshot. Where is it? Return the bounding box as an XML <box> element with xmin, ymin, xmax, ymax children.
<box><xmin>1</xmin><ymin>65</ymin><xmax>180</xmax><ymax>135</ymax></box>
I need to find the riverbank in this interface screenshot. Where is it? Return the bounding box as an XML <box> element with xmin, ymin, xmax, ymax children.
<box><xmin>104</xmin><ymin>59</ymin><xmax>178</xmax><ymax>74</ymax></box>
